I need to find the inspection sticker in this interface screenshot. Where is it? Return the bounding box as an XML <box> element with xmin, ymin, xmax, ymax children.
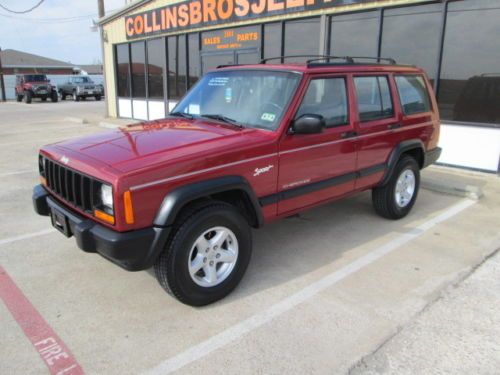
<box><xmin>261</xmin><ymin>113</ymin><xmax>276</xmax><ymax>122</ymax></box>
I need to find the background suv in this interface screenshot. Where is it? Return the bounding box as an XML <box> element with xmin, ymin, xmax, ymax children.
<box><xmin>59</xmin><ymin>76</ymin><xmax>104</xmax><ymax>102</ymax></box>
<box><xmin>15</xmin><ymin>74</ymin><xmax>58</xmax><ymax>104</ymax></box>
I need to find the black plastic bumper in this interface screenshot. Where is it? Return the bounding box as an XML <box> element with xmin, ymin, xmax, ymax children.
<box><xmin>32</xmin><ymin>185</ymin><xmax>170</xmax><ymax>271</ymax></box>
<box><xmin>423</xmin><ymin>147</ymin><xmax>442</xmax><ymax>168</ymax></box>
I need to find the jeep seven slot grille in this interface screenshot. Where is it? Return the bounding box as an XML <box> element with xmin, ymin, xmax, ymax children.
<box><xmin>40</xmin><ymin>156</ymin><xmax>99</xmax><ymax>214</ymax></box>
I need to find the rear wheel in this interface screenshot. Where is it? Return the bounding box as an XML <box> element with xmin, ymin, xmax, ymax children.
<box><xmin>60</xmin><ymin>90</ymin><xmax>66</xmax><ymax>100</ymax></box>
<box><xmin>372</xmin><ymin>155</ymin><xmax>420</xmax><ymax>220</ymax></box>
<box><xmin>16</xmin><ymin>92</ymin><xmax>22</xmax><ymax>102</ymax></box>
<box><xmin>154</xmin><ymin>202</ymin><xmax>252</xmax><ymax>306</ymax></box>
<box><xmin>95</xmin><ymin>95</ymin><xmax>102</xmax><ymax>101</ymax></box>
<box><xmin>51</xmin><ymin>91</ymin><xmax>58</xmax><ymax>102</ymax></box>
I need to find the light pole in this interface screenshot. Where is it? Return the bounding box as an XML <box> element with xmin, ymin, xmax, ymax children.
<box><xmin>97</xmin><ymin>0</ymin><xmax>108</xmax><ymax>116</ymax></box>
<box><xmin>0</xmin><ymin>47</ymin><xmax>6</xmax><ymax>102</ymax></box>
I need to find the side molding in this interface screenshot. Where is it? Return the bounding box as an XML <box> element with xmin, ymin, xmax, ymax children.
<box><xmin>379</xmin><ymin>139</ymin><xmax>425</xmax><ymax>186</ymax></box>
<box><xmin>153</xmin><ymin>175</ymin><xmax>264</xmax><ymax>228</ymax></box>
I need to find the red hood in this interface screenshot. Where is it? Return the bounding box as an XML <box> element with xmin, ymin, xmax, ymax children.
<box><xmin>52</xmin><ymin>118</ymin><xmax>273</xmax><ymax>173</ymax></box>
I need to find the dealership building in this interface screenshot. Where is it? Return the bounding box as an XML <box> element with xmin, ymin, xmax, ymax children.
<box><xmin>99</xmin><ymin>0</ymin><xmax>500</xmax><ymax>173</ymax></box>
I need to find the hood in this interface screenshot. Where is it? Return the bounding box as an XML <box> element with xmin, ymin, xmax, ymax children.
<box><xmin>53</xmin><ymin>118</ymin><xmax>272</xmax><ymax>173</ymax></box>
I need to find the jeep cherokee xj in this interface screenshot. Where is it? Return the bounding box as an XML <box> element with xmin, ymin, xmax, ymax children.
<box><xmin>33</xmin><ymin>56</ymin><xmax>441</xmax><ymax>306</ymax></box>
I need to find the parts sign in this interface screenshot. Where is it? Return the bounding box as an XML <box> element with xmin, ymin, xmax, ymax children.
<box><xmin>125</xmin><ymin>0</ymin><xmax>386</xmax><ymax>39</ymax></box>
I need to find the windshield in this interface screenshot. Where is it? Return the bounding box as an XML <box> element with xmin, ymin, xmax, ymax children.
<box><xmin>173</xmin><ymin>70</ymin><xmax>301</xmax><ymax>131</ymax></box>
<box><xmin>73</xmin><ymin>77</ymin><xmax>93</xmax><ymax>83</ymax></box>
<box><xmin>25</xmin><ymin>75</ymin><xmax>47</xmax><ymax>82</ymax></box>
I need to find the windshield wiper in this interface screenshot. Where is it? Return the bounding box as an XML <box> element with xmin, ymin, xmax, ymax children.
<box><xmin>200</xmin><ymin>114</ymin><xmax>244</xmax><ymax>129</ymax></box>
<box><xmin>170</xmin><ymin>111</ymin><xmax>194</xmax><ymax>119</ymax></box>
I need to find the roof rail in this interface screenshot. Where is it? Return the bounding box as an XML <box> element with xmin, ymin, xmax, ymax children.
<box><xmin>260</xmin><ymin>55</ymin><xmax>338</xmax><ymax>64</ymax></box>
<box><xmin>260</xmin><ymin>55</ymin><xmax>397</xmax><ymax>66</ymax></box>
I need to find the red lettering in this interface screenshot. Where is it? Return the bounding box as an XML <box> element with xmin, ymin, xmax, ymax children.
<box><xmin>178</xmin><ymin>4</ymin><xmax>189</xmax><ymax>27</ymax></box>
<box><xmin>126</xmin><ymin>18</ymin><xmax>134</xmax><ymax>37</ymax></box>
<box><xmin>250</xmin><ymin>0</ymin><xmax>266</xmax><ymax>14</ymax></box>
<box><xmin>134</xmin><ymin>15</ymin><xmax>144</xmax><ymax>35</ymax></box>
<box><xmin>190</xmin><ymin>1</ymin><xmax>202</xmax><ymax>25</ymax></box>
<box><xmin>218</xmin><ymin>0</ymin><xmax>234</xmax><ymax>20</ymax></box>
<box><xmin>144</xmin><ymin>13</ymin><xmax>153</xmax><ymax>33</ymax></box>
<box><xmin>152</xmin><ymin>11</ymin><xmax>161</xmax><ymax>31</ymax></box>
<box><xmin>203</xmin><ymin>0</ymin><xmax>217</xmax><ymax>22</ymax></box>
<box><xmin>286</xmin><ymin>0</ymin><xmax>304</xmax><ymax>7</ymax></box>
<box><xmin>165</xmin><ymin>7</ymin><xmax>177</xmax><ymax>28</ymax></box>
<box><xmin>161</xmin><ymin>8</ymin><xmax>166</xmax><ymax>29</ymax></box>
<box><xmin>268</xmin><ymin>0</ymin><xmax>284</xmax><ymax>11</ymax></box>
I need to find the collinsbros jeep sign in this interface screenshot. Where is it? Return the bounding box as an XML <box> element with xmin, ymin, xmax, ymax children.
<box><xmin>125</xmin><ymin>0</ymin><xmax>397</xmax><ymax>39</ymax></box>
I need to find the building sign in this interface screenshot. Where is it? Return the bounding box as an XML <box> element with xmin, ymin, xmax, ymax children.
<box><xmin>202</xmin><ymin>26</ymin><xmax>260</xmax><ymax>50</ymax></box>
<box><xmin>125</xmin><ymin>0</ymin><xmax>390</xmax><ymax>39</ymax></box>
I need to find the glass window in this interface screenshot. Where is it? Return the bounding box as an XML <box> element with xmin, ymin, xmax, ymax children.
<box><xmin>130</xmin><ymin>41</ymin><xmax>146</xmax><ymax>98</ymax></box>
<box><xmin>284</xmin><ymin>18</ymin><xmax>320</xmax><ymax>62</ymax></box>
<box><xmin>354</xmin><ymin>76</ymin><xmax>393</xmax><ymax>122</ymax></box>
<box><xmin>395</xmin><ymin>75</ymin><xmax>431</xmax><ymax>115</ymax></box>
<box><xmin>116</xmin><ymin>44</ymin><xmax>130</xmax><ymax>97</ymax></box>
<box><xmin>147</xmin><ymin>38</ymin><xmax>165</xmax><ymax>99</ymax></box>
<box><xmin>381</xmin><ymin>4</ymin><xmax>441</xmax><ymax>82</ymax></box>
<box><xmin>167</xmin><ymin>36</ymin><xmax>177</xmax><ymax>99</ymax></box>
<box><xmin>439</xmin><ymin>0</ymin><xmax>500</xmax><ymax>125</ymax></box>
<box><xmin>295</xmin><ymin>78</ymin><xmax>348</xmax><ymax>127</ymax></box>
<box><xmin>264</xmin><ymin>22</ymin><xmax>282</xmax><ymax>60</ymax></box>
<box><xmin>174</xmin><ymin>70</ymin><xmax>301</xmax><ymax>131</ymax></box>
<box><xmin>330</xmin><ymin>12</ymin><xmax>379</xmax><ymax>57</ymax></box>
<box><xmin>188</xmin><ymin>33</ymin><xmax>200</xmax><ymax>88</ymax></box>
<box><xmin>178</xmin><ymin>35</ymin><xmax>187</xmax><ymax>98</ymax></box>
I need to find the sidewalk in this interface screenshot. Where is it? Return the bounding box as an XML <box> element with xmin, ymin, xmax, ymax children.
<box><xmin>350</xmin><ymin>249</ymin><xmax>500</xmax><ymax>375</ymax></box>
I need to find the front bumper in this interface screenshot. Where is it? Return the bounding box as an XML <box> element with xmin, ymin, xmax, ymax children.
<box><xmin>33</xmin><ymin>185</ymin><xmax>170</xmax><ymax>271</ymax></box>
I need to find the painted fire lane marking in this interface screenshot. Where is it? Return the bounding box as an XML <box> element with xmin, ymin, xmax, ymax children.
<box><xmin>144</xmin><ymin>199</ymin><xmax>476</xmax><ymax>375</ymax></box>
<box><xmin>0</xmin><ymin>266</ymin><xmax>84</xmax><ymax>375</ymax></box>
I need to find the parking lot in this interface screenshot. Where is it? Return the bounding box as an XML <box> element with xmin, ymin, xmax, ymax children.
<box><xmin>1</xmin><ymin>100</ymin><xmax>499</xmax><ymax>375</ymax></box>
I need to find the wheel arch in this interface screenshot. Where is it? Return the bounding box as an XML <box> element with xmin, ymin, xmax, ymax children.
<box><xmin>380</xmin><ymin>139</ymin><xmax>425</xmax><ymax>186</ymax></box>
<box><xmin>153</xmin><ymin>176</ymin><xmax>264</xmax><ymax>229</ymax></box>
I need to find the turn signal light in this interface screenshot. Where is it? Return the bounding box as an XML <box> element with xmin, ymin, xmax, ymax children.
<box><xmin>123</xmin><ymin>190</ymin><xmax>135</xmax><ymax>224</ymax></box>
<box><xmin>94</xmin><ymin>209</ymin><xmax>115</xmax><ymax>225</ymax></box>
<box><xmin>40</xmin><ymin>176</ymin><xmax>47</xmax><ymax>186</ymax></box>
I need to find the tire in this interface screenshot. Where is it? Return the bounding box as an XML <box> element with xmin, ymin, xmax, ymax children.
<box><xmin>16</xmin><ymin>93</ymin><xmax>22</xmax><ymax>102</ymax></box>
<box><xmin>73</xmin><ymin>92</ymin><xmax>80</xmax><ymax>102</ymax></box>
<box><xmin>24</xmin><ymin>91</ymin><xmax>32</xmax><ymax>104</ymax></box>
<box><xmin>41</xmin><ymin>97</ymin><xmax>47</xmax><ymax>102</ymax></box>
<box><xmin>372</xmin><ymin>155</ymin><xmax>420</xmax><ymax>220</ymax></box>
<box><xmin>154</xmin><ymin>201</ymin><xmax>252</xmax><ymax>306</ymax></box>
<box><xmin>51</xmin><ymin>91</ymin><xmax>58</xmax><ymax>102</ymax></box>
<box><xmin>60</xmin><ymin>90</ymin><xmax>66</xmax><ymax>100</ymax></box>
<box><xmin>95</xmin><ymin>95</ymin><xmax>102</xmax><ymax>101</ymax></box>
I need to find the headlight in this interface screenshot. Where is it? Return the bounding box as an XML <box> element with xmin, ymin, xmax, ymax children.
<box><xmin>100</xmin><ymin>184</ymin><xmax>113</xmax><ymax>211</ymax></box>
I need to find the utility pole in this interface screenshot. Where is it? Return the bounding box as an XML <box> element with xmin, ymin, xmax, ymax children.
<box><xmin>0</xmin><ymin>47</ymin><xmax>6</xmax><ymax>102</ymax></box>
<box><xmin>97</xmin><ymin>0</ymin><xmax>109</xmax><ymax>116</ymax></box>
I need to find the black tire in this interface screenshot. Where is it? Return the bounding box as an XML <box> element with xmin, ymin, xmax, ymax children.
<box><xmin>73</xmin><ymin>92</ymin><xmax>80</xmax><ymax>102</ymax></box>
<box><xmin>51</xmin><ymin>91</ymin><xmax>58</xmax><ymax>102</ymax></box>
<box><xmin>41</xmin><ymin>97</ymin><xmax>47</xmax><ymax>102</ymax></box>
<box><xmin>24</xmin><ymin>91</ymin><xmax>32</xmax><ymax>104</ymax></box>
<box><xmin>16</xmin><ymin>93</ymin><xmax>22</xmax><ymax>102</ymax></box>
<box><xmin>154</xmin><ymin>201</ymin><xmax>252</xmax><ymax>306</ymax></box>
<box><xmin>60</xmin><ymin>90</ymin><xmax>66</xmax><ymax>100</ymax></box>
<box><xmin>95</xmin><ymin>95</ymin><xmax>102</xmax><ymax>101</ymax></box>
<box><xmin>372</xmin><ymin>155</ymin><xmax>420</xmax><ymax>220</ymax></box>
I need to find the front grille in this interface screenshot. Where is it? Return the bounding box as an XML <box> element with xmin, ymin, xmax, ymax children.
<box><xmin>40</xmin><ymin>156</ymin><xmax>100</xmax><ymax>214</ymax></box>
<box><xmin>34</xmin><ymin>85</ymin><xmax>49</xmax><ymax>92</ymax></box>
<box><xmin>84</xmin><ymin>85</ymin><xmax>95</xmax><ymax>90</ymax></box>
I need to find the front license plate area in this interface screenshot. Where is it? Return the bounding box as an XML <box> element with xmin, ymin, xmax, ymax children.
<box><xmin>50</xmin><ymin>208</ymin><xmax>72</xmax><ymax>237</ymax></box>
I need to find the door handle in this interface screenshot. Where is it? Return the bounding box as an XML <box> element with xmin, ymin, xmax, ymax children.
<box><xmin>340</xmin><ymin>131</ymin><xmax>358</xmax><ymax>139</ymax></box>
<box><xmin>388</xmin><ymin>123</ymin><xmax>402</xmax><ymax>130</ymax></box>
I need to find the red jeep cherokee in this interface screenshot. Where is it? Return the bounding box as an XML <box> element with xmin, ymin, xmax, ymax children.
<box><xmin>33</xmin><ymin>57</ymin><xmax>441</xmax><ymax>306</ymax></box>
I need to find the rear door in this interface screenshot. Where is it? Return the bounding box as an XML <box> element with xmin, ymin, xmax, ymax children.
<box><xmin>277</xmin><ymin>74</ymin><xmax>358</xmax><ymax>215</ymax></box>
<box><xmin>352</xmin><ymin>74</ymin><xmax>402</xmax><ymax>189</ymax></box>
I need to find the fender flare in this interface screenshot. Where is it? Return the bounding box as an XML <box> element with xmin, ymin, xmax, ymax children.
<box><xmin>153</xmin><ymin>175</ymin><xmax>264</xmax><ymax>228</ymax></box>
<box><xmin>379</xmin><ymin>139</ymin><xmax>425</xmax><ymax>186</ymax></box>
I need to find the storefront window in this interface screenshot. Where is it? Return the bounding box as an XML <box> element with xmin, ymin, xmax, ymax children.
<box><xmin>438</xmin><ymin>0</ymin><xmax>500</xmax><ymax>125</ymax></box>
<box><xmin>147</xmin><ymin>38</ymin><xmax>165</xmax><ymax>100</ymax></box>
<box><xmin>130</xmin><ymin>41</ymin><xmax>146</xmax><ymax>98</ymax></box>
<box><xmin>188</xmin><ymin>33</ymin><xmax>200</xmax><ymax>88</ymax></box>
<box><xmin>168</xmin><ymin>35</ymin><xmax>187</xmax><ymax>100</ymax></box>
<box><xmin>330</xmin><ymin>12</ymin><xmax>379</xmax><ymax>58</ymax></box>
<box><xmin>264</xmin><ymin>22</ymin><xmax>282</xmax><ymax>61</ymax></box>
<box><xmin>116</xmin><ymin>44</ymin><xmax>130</xmax><ymax>97</ymax></box>
<box><xmin>381</xmin><ymin>4</ymin><xmax>441</xmax><ymax>82</ymax></box>
<box><xmin>284</xmin><ymin>18</ymin><xmax>320</xmax><ymax>62</ymax></box>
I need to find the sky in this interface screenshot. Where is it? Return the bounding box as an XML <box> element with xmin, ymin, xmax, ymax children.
<box><xmin>0</xmin><ymin>0</ymin><xmax>128</xmax><ymax>64</ymax></box>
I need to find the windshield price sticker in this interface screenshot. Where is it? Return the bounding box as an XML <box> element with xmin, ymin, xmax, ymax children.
<box><xmin>208</xmin><ymin>77</ymin><xmax>229</xmax><ymax>86</ymax></box>
<box><xmin>261</xmin><ymin>113</ymin><xmax>276</xmax><ymax>122</ymax></box>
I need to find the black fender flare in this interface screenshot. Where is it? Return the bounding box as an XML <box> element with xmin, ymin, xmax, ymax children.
<box><xmin>379</xmin><ymin>139</ymin><xmax>425</xmax><ymax>186</ymax></box>
<box><xmin>153</xmin><ymin>175</ymin><xmax>264</xmax><ymax>228</ymax></box>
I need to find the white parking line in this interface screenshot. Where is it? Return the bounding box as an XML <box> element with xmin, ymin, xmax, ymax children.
<box><xmin>144</xmin><ymin>199</ymin><xmax>476</xmax><ymax>375</ymax></box>
<box><xmin>0</xmin><ymin>170</ymin><xmax>37</xmax><ymax>177</ymax></box>
<box><xmin>0</xmin><ymin>229</ymin><xmax>55</xmax><ymax>247</ymax></box>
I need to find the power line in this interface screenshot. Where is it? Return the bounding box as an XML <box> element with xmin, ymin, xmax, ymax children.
<box><xmin>0</xmin><ymin>0</ymin><xmax>45</xmax><ymax>14</ymax></box>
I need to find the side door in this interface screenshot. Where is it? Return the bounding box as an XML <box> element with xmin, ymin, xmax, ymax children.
<box><xmin>352</xmin><ymin>74</ymin><xmax>402</xmax><ymax>189</ymax></box>
<box><xmin>277</xmin><ymin>74</ymin><xmax>358</xmax><ymax>215</ymax></box>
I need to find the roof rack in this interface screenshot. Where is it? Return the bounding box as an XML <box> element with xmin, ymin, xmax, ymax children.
<box><xmin>260</xmin><ymin>55</ymin><xmax>397</xmax><ymax>66</ymax></box>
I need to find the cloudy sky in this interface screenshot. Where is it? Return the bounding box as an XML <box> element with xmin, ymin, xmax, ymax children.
<box><xmin>0</xmin><ymin>0</ymin><xmax>127</xmax><ymax>64</ymax></box>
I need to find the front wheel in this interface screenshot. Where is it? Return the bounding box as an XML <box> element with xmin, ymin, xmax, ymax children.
<box><xmin>154</xmin><ymin>202</ymin><xmax>252</xmax><ymax>306</ymax></box>
<box><xmin>24</xmin><ymin>91</ymin><xmax>32</xmax><ymax>104</ymax></box>
<box><xmin>51</xmin><ymin>91</ymin><xmax>58</xmax><ymax>102</ymax></box>
<box><xmin>73</xmin><ymin>92</ymin><xmax>80</xmax><ymax>102</ymax></box>
<box><xmin>372</xmin><ymin>155</ymin><xmax>420</xmax><ymax>220</ymax></box>
<box><xmin>95</xmin><ymin>95</ymin><xmax>102</xmax><ymax>101</ymax></box>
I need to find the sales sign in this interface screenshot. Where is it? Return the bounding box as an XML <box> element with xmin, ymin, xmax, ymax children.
<box><xmin>125</xmin><ymin>0</ymin><xmax>389</xmax><ymax>39</ymax></box>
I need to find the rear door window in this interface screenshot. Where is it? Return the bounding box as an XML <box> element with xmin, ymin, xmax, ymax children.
<box><xmin>395</xmin><ymin>75</ymin><xmax>431</xmax><ymax>115</ymax></box>
<box><xmin>354</xmin><ymin>76</ymin><xmax>394</xmax><ymax>122</ymax></box>
<box><xmin>295</xmin><ymin>77</ymin><xmax>349</xmax><ymax>127</ymax></box>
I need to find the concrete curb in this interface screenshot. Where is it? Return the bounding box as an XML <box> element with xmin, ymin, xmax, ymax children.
<box><xmin>64</xmin><ymin>116</ymin><xmax>88</xmax><ymax>124</ymax></box>
<box><xmin>421</xmin><ymin>168</ymin><xmax>485</xmax><ymax>200</ymax></box>
<box><xmin>98</xmin><ymin>121</ymin><xmax>121</xmax><ymax>129</ymax></box>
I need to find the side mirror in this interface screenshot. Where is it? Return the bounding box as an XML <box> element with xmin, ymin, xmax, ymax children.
<box><xmin>291</xmin><ymin>114</ymin><xmax>325</xmax><ymax>134</ymax></box>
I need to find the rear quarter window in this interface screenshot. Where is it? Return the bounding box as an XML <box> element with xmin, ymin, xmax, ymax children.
<box><xmin>395</xmin><ymin>75</ymin><xmax>432</xmax><ymax>115</ymax></box>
